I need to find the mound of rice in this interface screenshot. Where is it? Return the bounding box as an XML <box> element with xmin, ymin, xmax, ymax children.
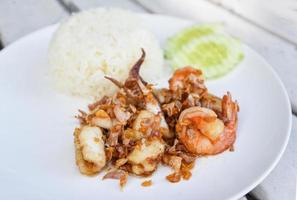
<box><xmin>48</xmin><ymin>8</ymin><xmax>164</xmax><ymax>99</ymax></box>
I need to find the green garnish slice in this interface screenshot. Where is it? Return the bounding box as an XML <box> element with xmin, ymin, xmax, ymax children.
<box><xmin>165</xmin><ymin>25</ymin><xmax>244</xmax><ymax>79</ymax></box>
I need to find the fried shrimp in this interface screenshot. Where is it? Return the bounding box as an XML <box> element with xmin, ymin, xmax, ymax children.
<box><xmin>169</xmin><ymin>66</ymin><xmax>207</xmax><ymax>96</ymax></box>
<box><xmin>73</xmin><ymin>50</ymin><xmax>239</xmax><ymax>186</ymax></box>
<box><xmin>176</xmin><ymin>93</ymin><xmax>238</xmax><ymax>155</ymax></box>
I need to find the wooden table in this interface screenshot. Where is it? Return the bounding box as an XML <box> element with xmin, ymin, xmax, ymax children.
<box><xmin>0</xmin><ymin>0</ymin><xmax>296</xmax><ymax>199</ymax></box>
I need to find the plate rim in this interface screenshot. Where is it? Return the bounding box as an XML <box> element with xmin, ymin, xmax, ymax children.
<box><xmin>0</xmin><ymin>13</ymin><xmax>292</xmax><ymax>200</ymax></box>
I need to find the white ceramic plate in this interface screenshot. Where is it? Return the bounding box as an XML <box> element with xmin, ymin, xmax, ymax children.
<box><xmin>0</xmin><ymin>14</ymin><xmax>292</xmax><ymax>200</ymax></box>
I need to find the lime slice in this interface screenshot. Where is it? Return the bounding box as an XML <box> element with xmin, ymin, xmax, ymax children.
<box><xmin>164</xmin><ymin>25</ymin><xmax>244</xmax><ymax>79</ymax></box>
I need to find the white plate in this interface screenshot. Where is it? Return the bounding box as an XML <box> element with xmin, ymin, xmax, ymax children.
<box><xmin>0</xmin><ymin>14</ymin><xmax>292</xmax><ymax>200</ymax></box>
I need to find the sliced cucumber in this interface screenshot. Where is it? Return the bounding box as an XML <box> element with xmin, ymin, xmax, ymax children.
<box><xmin>165</xmin><ymin>24</ymin><xmax>223</xmax><ymax>60</ymax></box>
<box><xmin>164</xmin><ymin>25</ymin><xmax>244</xmax><ymax>79</ymax></box>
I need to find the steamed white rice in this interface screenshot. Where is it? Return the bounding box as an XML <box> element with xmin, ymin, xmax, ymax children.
<box><xmin>48</xmin><ymin>8</ymin><xmax>164</xmax><ymax>99</ymax></box>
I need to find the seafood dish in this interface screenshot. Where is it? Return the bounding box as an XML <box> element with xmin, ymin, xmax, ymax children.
<box><xmin>74</xmin><ymin>49</ymin><xmax>239</xmax><ymax>187</ymax></box>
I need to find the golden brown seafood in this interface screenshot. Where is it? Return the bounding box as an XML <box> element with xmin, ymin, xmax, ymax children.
<box><xmin>73</xmin><ymin>50</ymin><xmax>239</xmax><ymax>186</ymax></box>
<box><xmin>74</xmin><ymin>126</ymin><xmax>106</xmax><ymax>175</ymax></box>
<box><xmin>176</xmin><ymin>93</ymin><xmax>238</xmax><ymax>155</ymax></box>
<box><xmin>169</xmin><ymin>66</ymin><xmax>207</xmax><ymax>97</ymax></box>
<box><xmin>127</xmin><ymin>138</ymin><xmax>165</xmax><ymax>176</ymax></box>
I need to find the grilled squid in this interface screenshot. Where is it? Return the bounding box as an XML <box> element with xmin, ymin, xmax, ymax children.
<box><xmin>127</xmin><ymin>138</ymin><xmax>165</xmax><ymax>176</ymax></box>
<box><xmin>74</xmin><ymin>126</ymin><xmax>106</xmax><ymax>175</ymax></box>
<box><xmin>105</xmin><ymin>49</ymin><xmax>172</xmax><ymax>139</ymax></box>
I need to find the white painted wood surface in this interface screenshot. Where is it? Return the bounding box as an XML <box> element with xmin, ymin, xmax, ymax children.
<box><xmin>0</xmin><ymin>0</ymin><xmax>68</xmax><ymax>46</ymax></box>
<box><xmin>209</xmin><ymin>0</ymin><xmax>297</xmax><ymax>45</ymax></box>
<box><xmin>0</xmin><ymin>0</ymin><xmax>296</xmax><ymax>199</ymax></box>
<box><xmin>64</xmin><ymin>0</ymin><xmax>145</xmax><ymax>12</ymax></box>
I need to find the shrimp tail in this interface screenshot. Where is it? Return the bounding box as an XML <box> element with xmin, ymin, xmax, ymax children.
<box><xmin>222</xmin><ymin>92</ymin><xmax>239</xmax><ymax>125</ymax></box>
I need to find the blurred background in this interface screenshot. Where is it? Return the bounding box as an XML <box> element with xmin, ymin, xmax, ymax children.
<box><xmin>0</xmin><ymin>0</ymin><xmax>296</xmax><ymax>199</ymax></box>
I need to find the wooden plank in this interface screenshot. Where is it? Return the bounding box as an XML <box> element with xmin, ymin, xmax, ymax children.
<box><xmin>65</xmin><ymin>0</ymin><xmax>147</xmax><ymax>12</ymax></box>
<box><xmin>137</xmin><ymin>0</ymin><xmax>297</xmax><ymax>112</ymax></box>
<box><xmin>0</xmin><ymin>0</ymin><xmax>68</xmax><ymax>46</ymax></box>
<box><xmin>208</xmin><ymin>0</ymin><xmax>297</xmax><ymax>45</ymax></box>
